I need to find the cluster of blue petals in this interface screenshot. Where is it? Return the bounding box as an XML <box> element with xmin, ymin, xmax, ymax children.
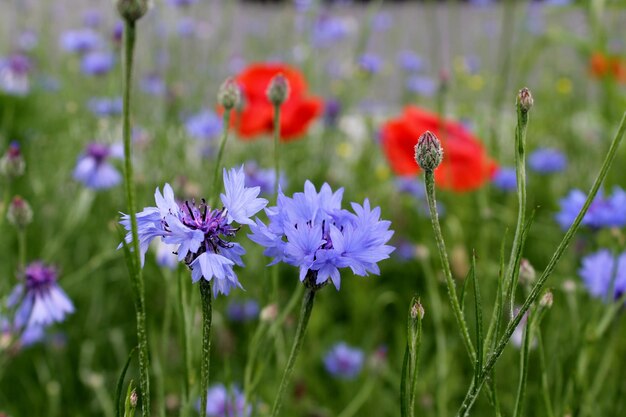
<box><xmin>248</xmin><ymin>181</ymin><xmax>394</xmax><ymax>290</ymax></box>
<box><xmin>555</xmin><ymin>187</ymin><xmax>626</xmax><ymax>230</ymax></box>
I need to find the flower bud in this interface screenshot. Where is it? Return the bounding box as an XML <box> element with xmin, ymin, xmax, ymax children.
<box><xmin>410</xmin><ymin>299</ymin><xmax>425</xmax><ymax>320</ymax></box>
<box><xmin>7</xmin><ymin>196</ymin><xmax>33</xmax><ymax>228</ymax></box>
<box><xmin>0</xmin><ymin>142</ymin><xmax>25</xmax><ymax>178</ymax></box>
<box><xmin>130</xmin><ymin>389</ymin><xmax>138</xmax><ymax>408</ymax></box>
<box><xmin>260</xmin><ymin>303</ymin><xmax>278</xmax><ymax>322</ymax></box>
<box><xmin>267</xmin><ymin>74</ymin><xmax>289</xmax><ymax>106</ymax></box>
<box><xmin>116</xmin><ymin>0</ymin><xmax>149</xmax><ymax>23</ymax></box>
<box><xmin>217</xmin><ymin>77</ymin><xmax>240</xmax><ymax>110</ymax></box>
<box><xmin>414</xmin><ymin>130</ymin><xmax>443</xmax><ymax>172</ymax></box>
<box><xmin>519</xmin><ymin>259</ymin><xmax>536</xmax><ymax>285</ymax></box>
<box><xmin>540</xmin><ymin>291</ymin><xmax>553</xmax><ymax>308</ymax></box>
<box><xmin>518</xmin><ymin>87</ymin><xmax>533</xmax><ymax>112</ymax></box>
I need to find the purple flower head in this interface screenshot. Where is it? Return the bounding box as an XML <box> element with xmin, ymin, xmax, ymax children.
<box><xmin>324</xmin><ymin>342</ymin><xmax>364</xmax><ymax>379</ymax></box>
<box><xmin>312</xmin><ymin>15</ymin><xmax>350</xmax><ymax>48</ymax></box>
<box><xmin>244</xmin><ymin>161</ymin><xmax>286</xmax><ymax>196</ymax></box>
<box><xmin>0</xmin><ymin>54</ymin><xmax>31</xmax><ymax>96</ymax></box>
<box><xmin>578</xmin><ymin>250</ymin><xmax>626</xmax><ymax>301</ymax></box>
<box><xmin>81</xmin><ymin>51</ymin><xmax>116</xmax><ymax>76</ymax></box>
<box><xmin>185</xmin><ymin>110</ymin><xmax>222</xmax><ymax>141</ymax></box>
<box><xmin>120</xmin><ymin>166</ymin><xmax>268</xmax><ymax>297</ymax></box>
<box><xmin>492</xmin><ymin>167</ymin><xmax>517</xmax><ymax>192</ymax></box>
<box><xmin>358</xmin><ymin>53</ymin><xmax>383</xmax><ymax>74</ymax></box>
<box><xmin>406</xmin><ymin>75</ymin><xmax>437</xmax><ymax>97</ymax></box>
<box><xmin>555</xmin><ymin>187</ymin><xmax>626</xmax><ymax>230</ymax></box>
<box><xmin>83</xmin><ymin>9</ymin><xmax>103</xmax><ymax>28</ymax></box>
<box><xmin>8</xmin><ymin>262</ymin><xmax>74</xmax><ymax>330</ymax></box>
<box><xmin>226</xmin><ymin>299</ymin><xmax>260</xmax><ymax>322</ymax></box>
<box><xmin>248</xmin><ymin>181</ymin><xmax>394</xmax><ymax>290</ymax></box>
<box><xmin>112</xmin><ymin>21</ymin><xmax>124</xmax><ymax>45</ymax></box>
<box><xmin>140</xmin><ymin>73</ymin><xmax>166</xmax><ymax>96</ymax></box>
<box><xmin>60</xmin><ymin>29</ymin><xmax>102</xmax><ymax>54</ymax></box>
<box><xmin>73</xmin><ymin>142</ymin><xmax>123</xmax><ymax>190</ymax></box>
<box><xmin>528</xmin><ymin>148</ymin><xmax>567</xmax><ymax>174</ymax></box>
<box><xmin>87</xmin><ymin>97</ymin><xmax>123</xmax><ymax>117</ymax></box>
<box><xmin>397</xmin><ymin>50</ymin><xmax>426</xmax><ymax>73</ymax></box>
<box><xmin>198</xmin><ymin>384</ymin><xmax>251</xmax><ymax>417</ymax></box>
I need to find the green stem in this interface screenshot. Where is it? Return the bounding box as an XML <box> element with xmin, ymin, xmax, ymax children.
<box><xmin>455</xmin><ymin>111</ymin><xmax>626</xmax><ymax>417</ymax></box>
<box><xmin>270</xmin><ymin>288</ymin><xmax>316</xmax><ymax>417</ymax></box>
<box><xmin>512</xmin><ymin>312</ymin><xmax>532</xmax><ymax>417</ymax></box>
<box><xmin>273</xmin><ymin>104</ymin><xmax>281</xmax><ymax>201</ymax></box>
<box><xmin>209</xmin><ymin>110</ymin><xmax>232</xmax><ymax>207</ymax></box>
<box><xmin>199</xmin><ymin>280</ymin><xmax>213</xmax><ymax>417</ymax></box>
<box><xmin>17</xmin><ymin>228</ymin><xmax>26</xmax><ymax>271</ymax></box>
<box><xmin>537</xmin><ymin>333</ymin><xmax>555</xmax><ymax>417</ymax></box>
<box><xmin>177</xmin><ymin>267</ymin><xmax>191</xmax><ymax>414</ymax></box>
<box><xmin>121</xmin><ymin>19</ymin><xmax>150</xmax><ymax>417</ymax></box>
<box><xmin>505</xmin><ymin>96</ymin><xmax>530</xmax><ymax>320</ymax></box>
<box><xmin>424</xmin><ymin>170</ymin><xmax>476</xmax><ymax>363</ymax></box>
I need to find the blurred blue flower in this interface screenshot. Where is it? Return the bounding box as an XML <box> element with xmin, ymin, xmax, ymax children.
<box><xmin>112</xmin><ymin>21</ymin><xmax>124</xmax><ymax>45</ymax></box>
<box><xmin>555</xmin><ymin>187</ymin><xmax>626</xmax><ymax>230</ymax></box>
<box><xmin>87</xmin><ymin>97</ymin><xmax>123</xmax><ymax>117</ymax></box>
<box><xmin>579</xmin><ymin>249</ymin><xmax>626</xmax><ymax>301</ymax></box>
<box><xmin>397</xmin><ymin>50</ymin><xmax>426</xmax><ymax>73</ymax></box>
<box><xmin>120</xmin><ymin>166</ymin><xmax>267</xmax><ymax>296</ymax></box>
<box><xmin>358</xmin><ymin>53</ymin><xmax>383</xmax><ymax>74</ymax></box>
<box><xmin>0</xmin><ymin>54</ymin><xmax>31</xmax><ymax>96</ymax></box>
<box><xmin>226</xmin><ymin>299</ymin><xmax>260</xmax><ymax>322</ymax></box>
<box><xmin>167</xmin><ymin>0</ymin><xmax>197</xmax><ymax>6</ymax></box>
<box><xmin>81</xmin><ymin>51</ymin><xmax>116</xmax><ymax>76</ymax></box>
<box><xmin>395</xmin><ymin>176</ymin><xmax>425</xmax><ymax>200</ymax></box>
<box><xmin>491</xmin><ymin>167</ymin><xmax>517</xmax><ymax>192</ymax></box>
<box><xmin>155</xmin><ymin>241</ymin><xmax>178</xmax><ymax>270</ymax></box>
<box><xmin>60</xmin><ymin>29</ymin><xmax>102</xmax><ymax>53</ymax></box>
<box><xmin>312</xmin><ymin>15</ymin><xmax>350</xmax><ymax>48</ymax></box>
<box><xmin>248</xmin><ymin>181</ymin><xmax>394</xmax><ymax>290</ymax></box>
<box><xmin>185</xmin><ymin>110</ymin><xmax>222</xmax><ymax>141</ymax></box>
<box><xmin>177</xmin><ymin>17</ymin><xmax>196</xmax><ymax>38</ymax></box>
<box><xmin>7</xmin><ymin>262</ymin><xmax>74</xmax><ymax>330</ymax></box>
<box><xmin>73</xmin><ymin>142</ymin><xmax>123</xmax><ymax>190</ymax></box>
<box><xmin>244</xmin><ymin>161</ymin><xmax>286</xmax><ymax>196</ymax></box>
<box><xmin>83</xmin><ymin>9</ymin><xmax>103</xmax><ymax>28</ymax></box>
<box><xmin>140</xmin><ymin>73</ymin><xmax>166</xmax><ymax>96</ymax></box>
<box><xmin>406</xmin><ymin>75</ymin><xmax>437</xmax><ymax>97</ymax></box>
<box><xmin>394</xmin><ymin>240</ymin><xmax>418</xmax><ymax>261</ymax></box>
<box><xmin>198</xmin><ymin>384</ymin><xmax>250</xmax><ymax>417</ymax></box>
<box><xmin>528</xmin><ymin>148</ymin><xmax>567</xmax><ymax>174</ymax></box>
<box><xmin>324</xmin><ymin>98</ymin><xmax>341</xmax><ymax>128</ymax></box>
<box><xmin>324</xmin><ymin>342</ymin><xmax>364</xmax><ymax>379</ymax></box>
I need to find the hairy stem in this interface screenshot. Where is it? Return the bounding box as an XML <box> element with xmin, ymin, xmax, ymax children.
<box><xmin>199</xmin><ymin>280</ymin><xmax>213</xmax><ymax>417</ymax></box>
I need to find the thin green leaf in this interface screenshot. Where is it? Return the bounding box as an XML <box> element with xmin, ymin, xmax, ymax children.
<box><xmin>471</xmin><ymin>251</ymin><xmax>483</xmax><ymax>385</ymax></box>
<box><xmin>116</xmin><ymin>346</ymin><xmax>138</xmax><ymax>417</ymax></box>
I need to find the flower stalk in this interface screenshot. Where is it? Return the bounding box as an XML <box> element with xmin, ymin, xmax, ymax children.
<box><xmin>199</xmin><ymin>280</ymin><xmax>213</xmax><ymax>417</ymax></box>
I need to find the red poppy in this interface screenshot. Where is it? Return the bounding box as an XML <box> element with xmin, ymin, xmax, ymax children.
<box><xmin>230</xmin><ymin>63</ymin><xmax>323</xmax><ymax>141</ymax></box>
<box><xmin>589</xmin><ymin>52</ymin><xmax>626</xmax><ymax>83</ymax></box>
<box><xmin>381</xmin><ymin>106</ymin><xmax>497</xmax><ymax>192</ymax></box>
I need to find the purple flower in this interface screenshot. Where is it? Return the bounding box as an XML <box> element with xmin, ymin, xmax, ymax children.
<box><xmin>324</xmin><ymin>98</ymin><xmax>341</xmax><ymax>128</ymax></box>
<box><xmin>167</xmin><ymin>0</ymin><xmax>197</xmax><ymax>7</ymax></box>
<box><xmin>578</xmin><ymin>249</ymin><xmax>626</xmax><ymax>301</ymax></box>
<box><xmin>248</xmin><ymin>181</ymin><xmax>394</xmax><ymax>290</ymax></box>
<box><xmin>7</xmin><ymin>262</ymin><xmax>74</xmax><ymax>330</ymax></box>
<box><xmin>358</xmin><ymin>53</ymin><xmax>383</xmax><ymax>74</ymax></box>
<box><xmin>492</xmin><ymin>167</ymin><xmax>517</xmax><ymax>192</ymax></box>
<box><xmin>87</xmin><ymin>97</ymin><xmax>123</xmax><ymax>117</ymax></box>
<box><xmin>198</xmin><ymin>384</ymin><xmax>250</xmax><ymax>417</ymax></box>
<box><xmin>226</xmin><ymin>299</ymin><xmax>260</xmax><ymax>322</ymax></box>
<box><xmin>0</xmin><ymin>54</ymin><xmax>31</xmax><ymax>96</ymax></box>
<box><xmin>83</xmin><ymin>9</ymin><xmax>103</xmax><ymax>28</ymax></box>
<box><xmin>312</xmin><ymin>15</ymin><xmax>350</xmax><ymax>48</ymax></box>
<box><xmin>185</xmin><ymin>110</ymin><xmax>222</xmax><ymax>141</ymax></box>
<box><xmin>528</xmin><ymin>148</ymin><xmax>567</xmax><ymax>174</ymax></box>
<box><xmin>140</xmin><ymin>73</ymin><xmax>166</xmax><ymax>96</ymax></box>
<box><xmin>112</xmin><ymin>21</ymin><xmax>124</xmax><ymax>45</ymax></box>
<box><xmin>81</xmin><ymin>51</ymin><xmax>116</xmax><ymax>76</ymax></box>
<box><xmin>397</xmin><ymin>50</ymin><xmax>426</xmax><ymax>73</ymax></box>
<box><xmin>244</xmin><ymin>161</ymin><xmax>286</xmax><ymax>196</ymax></box>
<box><xmin>73</xmin><ymin>142</ymin><xmax>123</xmax><ymax>190</ymax></box>
<box><xmin>406</xmin><ymin>75</ymin><xmax>437</xmax><ymax>97</ymax></box>
<box><xmin>177</xmin><ymin>17</ymin><xmax>196</xmax><ymax>38</ymax></box>
<box><xmin>120</xmin><ymin>166</ymin><xmax>267</xmax><ymax>297</ymax></box>
<box><xmin>60</xmin><ymin>29</ymin><xmax>102</xmax><ymax>53</ymax></box>
<box><xmin>324</xmin><ymin>342</ymin><xmax>364</xmax><ymax>379</ymax></box>
<box><xmin>395</xmin><ymin>176</ymin><xmax>425</xmax><ymax>200</ymax></box>
<box><xmin>555</xmin><ymin>187</ymin><xmax>626</xmax><ymax>230</ymax></box>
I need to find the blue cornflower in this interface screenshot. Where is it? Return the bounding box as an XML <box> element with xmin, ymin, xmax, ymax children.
<box><xmin>198</xmin><ymin>384</ymin><xmax>250</xmax><ymax>417</ymax></box>
<box><xmin>312</xmin><ymin>15</ymin><xmax>350</xmax><ymax>48</ymax></box>
<box><xmin>120</xmin><ymin>166</ymin><xmax>267</xmax><ymax>297</ymax></box>
<box><xmin>140</xmin><ymin>73</ymin><xmax>166</xmax><ymax>96</ymax></box>
<box><xmin>59</xmin><ymin>29</ymin><xmax>102</xmax><ymax>53</ymax></box>
<box><xmin>395</xmin><ymin>176</ymin><xmax>426</xmax><ymax>200</ymax></box>
<box><xmin>248</xmin><ymin>181</ymin><xmax>394</xmax><ymax>290</ymax></box>
<box><xmin>83</xmin><ymin>9</ymin><xmax>103</xmax><ymax>28</ymax></box>
<box><xmin>244</xmin><ymin>161</ymin><xmax>286</xmax><ymax>196</ymax></box>
<box><xmin>528</xmin><ymin>148</ymin><xmax>567</xmax><ymax>174</ymax></box>
<box><xmin>323</xmin><ymin>342</ymin><xmax>364</xmax><ymax>379</ymax></box>
<box><xmin>81</xmin><ymin>51</ymin><xmax>116</xmax><ymax>76</ymax></box>
<box><xmin>491</xmin><ymin>167</ymin><xmax>517</xmax><ymax>192</ymax></box>
<box><xmin>185</xmin><ymin>110</ymin><xmax>223</xmax><ymax>141</ymax></box>
<box><xmin>73</xmin><ymin>142</ymin><xmax>123</xmax><ymax>190</ymax></box>
<box><xmin>397</xmin><ymin>50</ymin><xmax>426</xmax><ymax>73</ymax></box>
<box><xmin>0</xmin><ymin>54</ymin><xmax>31</xmax><ymax>96</ymax></box>
<box><xmin>226</xmin><ymin>299</ymin><xmax>260</xmax><ymax>322</ymax></box>
<box><xmin>578</xmin><ymin>250</ymin><xmax>626</xmax><ymax>301</ymax></box>
<box><xmin>177</xmin><ymin>17</ymin><xmax>196</xmax><ymax>38</ymax></box>
<box><xmin>7</xmin><ymin>262</ymin><xmax>74</xmax><ymax>330</ymax></box>
<box><xmin>358</xmin><ymin>53</ymin><xmax>383</xmax><ymax>74</ymax></box>
<box><xmin>87</xmin><ymin>97</ymin><xmax>123</xmax><ymax>117</ymax></box>
<box><xmin>555</xmin><ymin>187</ymin><xmax>626</xmax><ymax>230</ymax></box>
<box><xmin>167</xmin><ymin>0</ymin><xmax>197</xmax><ymax>7</ymax></box>
<box><xmin>406</xmin><ymin>75</ymin><xmax>437</xmax><ymax>97</ymax></box>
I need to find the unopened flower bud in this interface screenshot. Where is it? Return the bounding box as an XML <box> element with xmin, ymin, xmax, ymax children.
<box><xmin>0</xmin><ymin>142</ymin><xmax>25</xmax><ymax>178</ymax></box>
<box><xmin>260</xmin><ymin>303</ymin><xmax>278</xmax><ymax>322</ymax></box>
<box><xmin>130</xmin><ymin>389</ymin><xmax>138</xmax><ymax>408</ymax></box>
<box><xmin>410</xmin><ymin>299</ymin><xmax>425</xmax><ymax>320</ymax></box>
<box><xmin>540</xmin><ymin>291</ymin><xmax>553</xmax><ymax>308</ymax></box>
<box><xmin>7</xmin><ymin>196</ymin><xmax>33</xmax><ymax>228</ymax></box>
<box><xmin>267</xmin><ymin>74</ymin><xmax>289</xmax><ymax>106</ymax></box>
<box><xmin>116</xmin><ymin>0</ymin><xmax>149</xmax><ymax>23</ymax></box>
<box><xmin>518</xmin><ymin>87</ymin><xmax>533</xmax><ymax>112</ymax></box>
<box><xmin>217</xmin><ymin>77</ymin><xmax>241</xmax><ymax>110</ymax></box>
<box><xmin>414</xmin><ymin>131</ymin><xmax>443</xmax><ymax>172</ymax></box>
<box><xmin>519</xmin><ymin>259</ymin><xmax>536</xmax><ymax>285</ymax></box>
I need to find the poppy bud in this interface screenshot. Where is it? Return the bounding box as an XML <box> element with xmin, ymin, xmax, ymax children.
<box><xmin>116</xmin><ymin>0</ymin><xmax>149</xmax><ymax>22</ymax></box>
<box><xmin>0</xmin><ymin>142</ymin><xmax>25</xmax><ymax>179</ymax></box>
<box><xmin>267</xmin><ymin>74</ymin><xmax>289</xmax><ymax>106</ymax></box>
<box><xmin>7</xmin><ymin>196</ymin><xmax>33</xmax><ymax>228</ymax></box>
<box><xmin>518</xmin><ymin>87</ymin><xmax>533</xmax><ymax>112</ymax></box>
<box><xmin>217</xmin><ymin>77</ymin><xmax>240</xmax><ymax>110</ymax></box>
<box><xmin>414</xmin><ymin>131</ymin><xmax>443</xmax><ymax>172</ymax></box>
